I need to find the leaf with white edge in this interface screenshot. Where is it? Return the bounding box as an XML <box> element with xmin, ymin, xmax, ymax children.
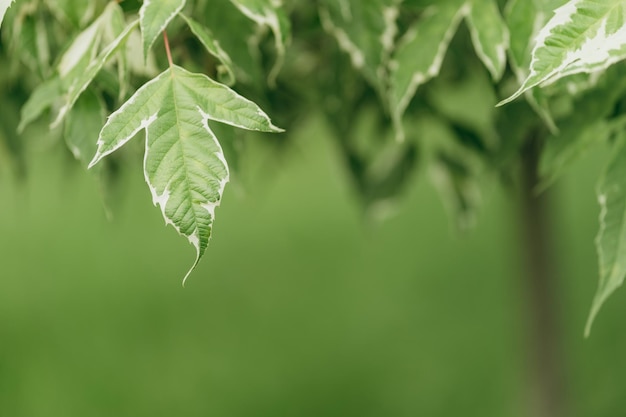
<box><xmin>228</xmin><ymin>0</ymin><xmax>290</xmax><ymax>85</ymax></box>
<box><xmin>89</xmin><ymin>65</ymin><xmax>282</xmax><ymax>284</ymax></box>
<box><xmin>0</xmin><ymin>0</ymin><xmax>15</xmax><ymax>28</ymax></box>
<box><xmin>181</xmin><ymin>14</ymin><xmax>236</xmax><ymax>85</ymax></box>
<box><xmin>504</xmin><ymin>0</ymin><xmax>559</xmax><ymax>132</ymax></box>
<box><xmin>586</xmin><ymin>132</ymin><xmax>626</xmax><ymax>336</ymax></box>
<box><xmin>64</xmin><ymin>88</ymin><xmax>105</xmax><ymax>166</ymax></box>
<box><xmin>319</xmin><ymin>0</ymin><xmax>400</xmax><ymax>96</ymax></box>
<box><xmin>52</xmin><ymin>19</ymin><xmax>139</xmax><ymax>128</ymax></box>
<box><xmin>57</xmin><ymin>2</ymin><xmax>121</xmax><ymax>78</ymax></box>
<box><xmin>500</xmin><ymin>0</ymin><xmax>626</xmax><ymax>106</ymax></box>
<box><xmin>389</xmin><ymin>2</ymin><xmax>467</xmax><ymax>139</ymax></box>
<box><xmin>465</xmin><ymin>0</ymin><xmax>509</xmax><ymax>81</ymax></box>
<box><xmin>18</xmin><ymin>76</ymin><xmax>63</xmax><ymax>133</ymax></box>
<box><xmin>139</xmin><ymin>0</ymin><xmax>186</xmax><ymax>60</ymax></box>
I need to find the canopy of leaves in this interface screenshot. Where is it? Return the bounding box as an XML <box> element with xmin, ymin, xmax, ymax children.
<box><xmin>3</xmin><ymin>0</ymin><xmax>626</xmax><ymax>331</ymax></box>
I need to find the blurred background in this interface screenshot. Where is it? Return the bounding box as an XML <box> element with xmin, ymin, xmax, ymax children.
<box><xmin>2</xmin><ymin>110</ymin><xmax>626</xmax><ymax>417</ymax></box>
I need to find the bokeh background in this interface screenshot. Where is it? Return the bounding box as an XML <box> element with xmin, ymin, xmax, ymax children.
<box><xmin>2</xmin><ymin>112</ymin><xmax>626</xmax><ymax>417</ymax></box>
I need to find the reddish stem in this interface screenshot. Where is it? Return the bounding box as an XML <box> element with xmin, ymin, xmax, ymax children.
<box><xmin>163</xmin><ymin>31</ymin><xmax>173</xmax><ymax>67</ymax></box>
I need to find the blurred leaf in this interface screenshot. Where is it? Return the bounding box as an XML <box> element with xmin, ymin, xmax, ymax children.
<box><xmin>465</xmin><ymin>0</ymin><xmax>509</xmax><ymax>81</ymax></box>
<box><xmin>0</xmin><ymin>0</ymin><xmax>15</xmax><ymax>28</ymax></box>
<box><xmin>318</xmin><ymin>0</ymin><xmax>400</xmax><ymax>96</ymax></box>
<box><xmin>18</xmin><ymin>76</ymin><xmax>63</xmax><ymax>133</ymax></box>
<box><xmin>64</xmin><ymin>88</ymin><xmax>105</xmax><ymax>166</ymax></box>
<box><xmin>52</xmin><ymin>19</ymin><xmax>139</xmax><ymax>127</ymax></box>
<box><xmin>504</xmin><ymin>0</ymin><xmax>559</xmax><ymax>132</ymax></box>
<box><xmin>587</xmin><ymin>131</ymin><xmax>626</xmax><ymax>336</ymax></box>
<box><xmin>181</xmin><ymin>13</ymin><xmax>236</xmax><ymax>85</ymax></box>
<box><xmin>89</xmin><ymin>65</ymin><xmax>282</xmax><ymax>283</ymax></box>
<box><xmin>539</xmin><ymin>64</ymin><xmax>626</xmax><ymax>188</ymax></box>
<box><xmin>139</xmin><ymin>0</ymin><xmax>186</xmax><ymax>60</ymax></box>
<box><xmin>389</xmin><ymin>1</ymin><xmax>466</xmax><ymax>139</ymax></box>
<box><xmin>500</xmin><ymin>0</ymin><xmax>626</xmax><ymax>105</ymax></box>
<box><xmin>228</xmin><ymin>0</ymin><xmax>291</xmax><ymax>85</ymax></box>
<box><xmin>416</xmin><ymin>114</ymin><xmax>485</xmax><ymax>230</ymax></box>
<box><xmin>202</xmin><ymin>0</ymin><xmax>265</xmax><ymax>86</ymax></box>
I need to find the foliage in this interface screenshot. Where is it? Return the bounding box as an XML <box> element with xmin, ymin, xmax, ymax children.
<box><xmin>2</xmin><ymin>0</ymin><xmax>626</xmax><ymax>332</ymax></box>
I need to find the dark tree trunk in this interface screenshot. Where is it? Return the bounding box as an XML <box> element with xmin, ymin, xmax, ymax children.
<box><xmin>519</xmin><ymin>136</ymin><xmax>568</xmax><ymax>417</ymax></box>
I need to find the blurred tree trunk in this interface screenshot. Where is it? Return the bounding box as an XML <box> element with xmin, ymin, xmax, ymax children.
<box><xmin>519</xmin><ymin>136</ymin><xmax>568</xmax><ymax>417</ymax></box>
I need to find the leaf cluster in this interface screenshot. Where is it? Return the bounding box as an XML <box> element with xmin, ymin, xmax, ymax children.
<box><xmin>2</xmin><ymin>0</ymin><xmax>626</xmax><ymax>332</ymax></box>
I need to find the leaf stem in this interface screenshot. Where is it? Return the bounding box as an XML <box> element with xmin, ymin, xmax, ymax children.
<box><xmin>163</xmin><ymin>30</ymin><xmax>173</xmax><ymax>67</ymax></box>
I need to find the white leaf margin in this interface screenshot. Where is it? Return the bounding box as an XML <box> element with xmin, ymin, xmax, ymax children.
<box><xmin>499</xmin><ymin>0</ymin><xmax>626</xmax><ymax>105</ymax></box>
<box><xmin>0</xmin><ymin>0</ymin><xmax>15</xmax><ymax>28</ymax></box>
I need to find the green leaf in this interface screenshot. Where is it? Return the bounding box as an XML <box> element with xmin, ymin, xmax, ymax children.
<box><xmin>500</xmin><ymin>0</ymin><xmax>626</xmax><ymax>106</ymax></box>
<box><xmin>64</xmin><ymin>88</ymin><xmax>105</xmax><ymax>166</ymax></box>
<box><xmin>139</xmin><ymin>0</ymin><xmax>187</xmax><ymax>61</ymax></box>
<box><xmin>0</xmin><ymin>0</ymin><xmax>15</xmax><ymax>28</ymax></box>
<box><xmin>318</xmin><ymin>0</ymin><xmax>400</xmax><ymax>96</ymax></box>
<box><xmin>586</xmin><ymin>132</ymin><xmax>626</xmax><ymax>336</ymax></box>
<box><xmin>52</xmin><ymin>19</ymin><xmax>139</xmax><ymax>128</ymax></box>
<box><xmin>18</xmin><ymin>76</ymin><xmax>63</xmax><ymax>133</ymax></box>
<box><xmin>180</xmin><ymin>13</ymin><xmax>236</xmax><ymax>85</ymax></box>
<box><xmin>89</xmin><ymin>65</ymin><xmax>282</xmax><ymax>284</ymax></box>
<box><xmin>465</xmin><ymin>0</ymin><xmax>509</xmax><ymax>81</ymax></box>
<box><xmin>228</xmin><ymin>0</ymin><xmax>290</xmax><ymax>85</ymax></box>
<box><xmin>388</xmin><ymin>2</ymin><xmax>467</xmax><ymax>139</ymax></box>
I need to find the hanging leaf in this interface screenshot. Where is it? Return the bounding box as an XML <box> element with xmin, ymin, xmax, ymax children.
<box><xmin>465</xmin><ymin>0</ymin><xmax>509</xmax><ymax>81</ymax></box>
<box><xmin>52</xmin><ymin>19</ymin><xmax>139</xmax><ymax>127</ymax></box>
<box><xmin>318</xmin><ymin>0</ymin><xmax>400</xmax><ymax>96</ymax></box>
<box><xmin>228</xmin><ymin>0</ymin><xmax>290</xmax><ymax>85</ymax></box>
<box><xmin>139</xmin><ymin>0</ymin><xmax>186</xmax><ymax>60</ymax></box>
<box><xmin>181</xmin><ymin>13</ymin><xmax>236</xmax><ymax>85</ymax></box>
<box><xmin>586</xmin><ymin>132</ymin><xmax>626</xmax><ymax>336</ymax></box>
<box><xmin>0</xmin><ymin>0</ymin><xmax>15</xmax><ymax>28</ymax></box>
<box><xmin>64</xmin><ymin>88</ymin><xmax>105</xmax><ymax>166</ymax></box>
<box><xmin>89</xmin><ymin>65</ymin><xmax>283</xmax><ymax>284</ymax></box>
<box><xmin>500</xmin><ymin>0</ymin><xmax>626</xmax><ymax>106</ymax></box>
<box><xmin>389</xmin><ymin>2</ymin><xmax>467</xmax><ymax>139</ymax></box>
<box><xmin>18</xmin><ymin>76</ymin><xmax>63</xmax><ymax>133</ymax></box>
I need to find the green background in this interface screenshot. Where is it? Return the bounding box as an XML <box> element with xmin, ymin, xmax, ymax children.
<box><xmin>1</xmin><ymin>114</ymin><xmax>626</xmax><ymax>416</ymax></box>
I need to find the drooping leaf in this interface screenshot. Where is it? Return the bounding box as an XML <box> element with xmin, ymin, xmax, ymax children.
<box><xmin>504</xmin><ymin>0</ymin><xmax>560</xmax><ymax>132</ymax></box>
<box><xmin>539</xmin><ymin>64</ymin><xmax>626</xmax><ymax>188</ymax></box>
<box><xmin>52</xmin><ymin>19</ymin><xmax>139</xmax><ymax>127</ymax></box>
<box><xmin>45</xmin><ymin>0</ymin><xmax>96</xmax><ymax>29</ymax></box>
<box><xmin>318</xmin><ymin>0</ymin><xmax>400</xmax><ymax>96</ymax></box>
<box><xmin>139</xmin><ymin>0</ymin><xmax>187</xmax><ymax>60</ymax></box>
<box><xmin>7</xmin><ymin>6</ymin><xmax>51</xmax><ymax>77</ymax></box>
<box><xmin>89</xmin><ymin>65</ymin><xmax>282</xmax><ymax>284</ymax></box>
<box><xmin>586</xmin><ymin>132</ymin><xmax>626</xmax><ymax>336</ymax></box>
<box><xmin>18</xmin><ymin>76</ymin><xmax>63</xmax><ymax>133</ymax></box>
<box><xmin>64</xmin><ymin>88</ymin><xmax>105</xmax><ymax>166</ymax></box>
<box><xmin>200</xmin><ymin>0</ymin><xmax>265</xmax><ymax>86</ymax></box>
<box><xmin>228</xmin><ymin>0</ymin><xmax>290</xmax><ymax>85</ymax></box>
<box><xmin>500</xmin><ymin>0</ymin><xmax>626</xmax><ymax>106</ymax></box>
<box><xmin>389</xmin><ymin>1</ymin><xmax>467</xmax><ymax>139</ymax></box>
<box><xmin>0</xmin><ymin>0</ymin><xmax>15</xmax><ymax>28</ymax></box>
<box><xmin>181</xmin><ymin>13</ymin><xmax>236</xmax><ymax>85</ymax></box>
<box><xmin>465</xmin><ymin>0</ymin><xmax>509</xmax><ymax>81</ymax></box>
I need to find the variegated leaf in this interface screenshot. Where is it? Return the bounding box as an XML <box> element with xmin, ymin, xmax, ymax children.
<box><xmin>389</xmin><ymin>2</ymin><xmax>467</xmax><ymax>139</ymax></box>
<box><xmin>319</xmin><ymin>0</ymin><xmax>400</xmax><ymax>96</ymax></box>
<box><xmin>465</xmin><ymin>0</ymin><xmax>509</xmax><ymax>81</ymax></box>
<box><xmin>228</xmin><ymin>0</ymin><xmax>290</xmax><ymax>85</ymax></box>
<box><xmin>0</xmin><ymin>0</ymin><xmax>15</xmax><ymax>28</ymax></box>
<box><xmin>89</xmin><ymin>65</ymin><xmax>282</xmax><ymax>284</ymax></box>
<box><xmin>139</xmin><ymin>0</ymin><xmax>186</xmax><ymax>60</ymax></box>
<box><xmin>500</xmin><ymin>0</ymin><xmax>626</xmax><ymax>105</ymax></box>
<box><xmin>181</xmin><ymin>13</ymin><xmax>236</xmax><ymax>85</ymax></box>
<box><xmin>52</xmin><ymin>19</ymin><xmax>139</xmax><ymax>127</ymax></box>
<box><xmin>586</xmin><ymin>131</ymin><xmax>626</xmax><ymax>336</ymax></box>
